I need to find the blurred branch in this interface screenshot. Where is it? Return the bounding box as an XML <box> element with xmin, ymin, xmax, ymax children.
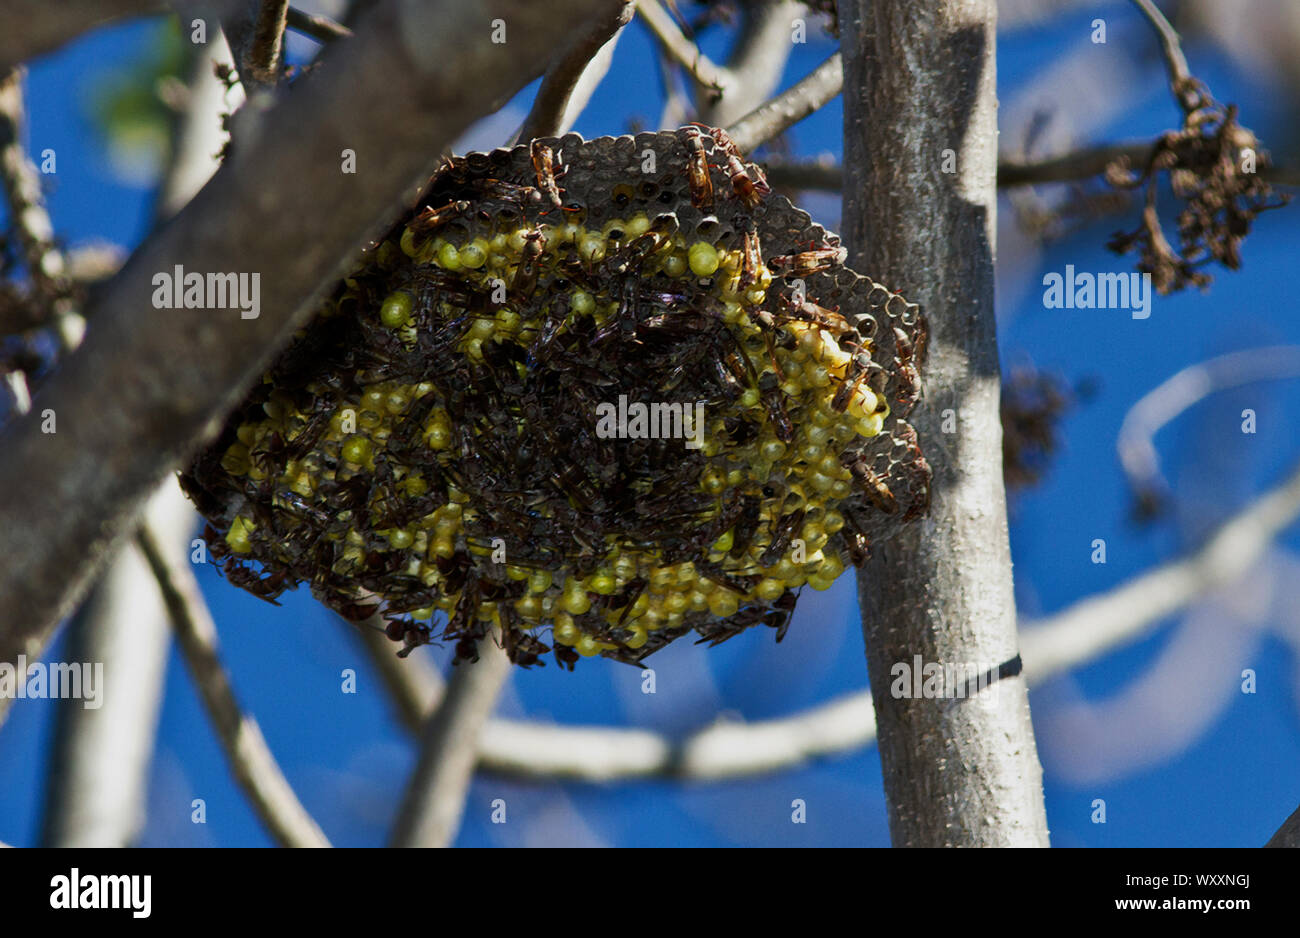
<box><xmin>243</xmin><ymin>0</ymin><xmax>290</xmax><ymax>87</ymax></box>
<box><xmin>0</xmin><ymin>0</ymin><xmax>614</xmax><ymax>702</ymax></box>
<box><xmin>136</xmin><ymin>523</ymin><xmax>330</xmax><ymax>848</ymax></box>
<box><xmin>1130</xmin><ymin>0</ymin><xmax>1196</xmax><ymax>110</ymax></box>
<box><xmin>1118</xmin><ymin>346</ymin><xmax>1300</xmax><ymax>512</ymax></box>
<box><xmin>286</xmin><ymin>6</ymin><xmax>352</xmax><ymax>43</ymax></box>
<box><xmin>724</xmin><ymin>51</ymin><xmax>841</xmax><ymax>154</ymax></box>
<box><xmin>1267</xmin><ymin>802</ymin><xmax>1300</xmax><ymax>848</ymax></box>
<box><xmin>515</xmin><ymin>1</ymin><xmax>634</xmax><ymax>142</ymax></box>
<box><xmin>636</xmin><ymin>0</ymin><xmax>729</xmax><ymax>96</ymax></box>
<box><xmin>39</xmin><ymin>488</ymin><xmax>192</xmax><ymax>846</ymax></box>
<box><xmin>0</xmin><ymin>67</ymin><xmax>83</xmax><ymax>351</ymax></box>
<box><xmin>389</xmin><ymin>637</ymin><xmax>511</xmax><ymax>848</ymax></box>
<box><xmin>349</xmin><ymin>613</ymin><xmax>443</xmax><ymax>733</ymax></box>
<box><xmin>698</xmin><ymin>0</ymin><xmax>803</xmax><ymax>127</ymax></box>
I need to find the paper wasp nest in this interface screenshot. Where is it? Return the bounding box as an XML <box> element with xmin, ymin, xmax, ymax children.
<box><xmin>181</xmin><ymin>128</ymin><xmax>931</xmax><ymax>668</ymax></box>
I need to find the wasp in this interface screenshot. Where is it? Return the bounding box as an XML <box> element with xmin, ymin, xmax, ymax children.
<box><xmin>530</xmin><ymin>140</ymin><xmax>564</xmax><ymax>210</ymax></box>
<box><xmin>472</xmin><ymin>177</ymin><xmax>543</xmax><ymax>206</ymax></box>
<box><xmin>759</xmin><ymin>508</ymin><xmax>805</xmax><ymax>566</ymax></box>
<box><xmin>830</xmin><ymin>352</ymin><xmax>872</xmax><ymax>413</ymax></box>
<box><xmin>757</xmin><ymin>370</ymin><xmax>793</xmax><ymax>442</ymax></box>
<box><xmin>736</xmin><ymin>216</ymin><xmax>763</xmax><ymax>289</ymax></box>
<box><xmin>683</xmin><ymin>127</ymin><xmax>714</xmax><ymax>212</ymax></box>
<box><xmin>409</xmin><ymin>199</ymin><xmax>471</xmax><ymax>236</ymax></box>
<box><xmin>780</xmin><ymin>294</ymin><xmax>852</xmax><ymax>336</ymax></box>
<box><xmin>603</xmin><ymin>213</ymin><xmax>679</xmax><ymax>275</ymax></box>
<box><xmin>510</xmin><ymin>225</ymin><xmax>547</xmax><ymax>302</ymax></box>
<box><xmin>847</xmin><ymin>457</ymin><xmax>899</xmax><ymax>514</ymax></box>
<box><xmin>702</xmin><ymin>126</ymin><xmax>770</xmax><ymax>208</ymax></box>
<box><xmin>767</xmin><ymin>244</ymin><xmax>847</xmax><ymax>278</ymax></box>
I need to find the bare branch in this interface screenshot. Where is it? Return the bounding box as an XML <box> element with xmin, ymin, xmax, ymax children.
<box><xmin>136</xmin><ymin>523</ymin><xmax>330</xmax><ymax>848</ymax></box>
<box><xmin>349</xmin><ymin>613</ymin><xmax>443</xmax><ymax>733</ymax></box>
<box><xmin>1267</xmin><ymin>803</ymin><xmax>1300</xmax><ymax>848</ymax></box>
<box><xmin>636</xmin><ymin>0</ymin><xmax>730</xmax><ymax>96</ymax></box>
<box><xmin>1129</xmin><ymin>0</ymin><xmax>1196</xmax><ymax>110</ymax></box>
<box><xmin>40</xmin><ymin>488</ymin><xmax>191</xmax><ymax>846</ymax></box>
<box><xmin>724</xmin><ymin>51</ymin><xmax>842</xmax><ymax>154</ymax></box>
<box><xmin>1117</xmin><ymin>346</ymin><xmax>1300</xmax><ymax>510</ymax></box>
<box><xmin>698</xmin><ymin>0</ymin><xmax>803</xmax><ymax>127</ymax></box>
<box><xmin>515</xmin><ymin>2</ymin><xmax>634</xmax><ymax>142</ymax></box>
<box><xmin>286</xmin><ymin>6</ymin><xmax>353</xmax><ymax>42</ymax></box>
<box><xmin>0</xmin><ymin>0</ymin><xmax>615</xmax><ymax>688</ymax></box>
<box><xmin>0</xmin><ymin>67</ymin><xmax>83</xmax><ymax>350</ymax></box>
<box><xmin>389</xmin><ymin>637</ymin><xmax>512</xmax><ymax>848</ymax></box>
<box><xmin>242</xmin><ymin>0</ymin><xmax>291</xmax><ymax>87</ymax></box>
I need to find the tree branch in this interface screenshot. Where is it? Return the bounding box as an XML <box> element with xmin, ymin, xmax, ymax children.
<box><xmin>0</xmin><ymin>0</ymin><xmax>614</xmax><ymax>692</ymax></box>
<box><xmin>136</xmin><ymin>523</ymin><xmax>330</xmax><ymax>847</ymax></box>
<box><xmin>1129</xmin><ymin>0</ymin><xmax>1196</xmax><ymax>110</ymax></box>
<box><xmin>636</xmin><ymin>0</ymin><xmax>729</xmax><ymax>95</ymax></box>
<box><xmin>388</xmin><ymin>637</ymin><xmax>512</xmax><ymax>847</ymax></box>
<box><xmin>286</xmin><ymin>6</ymin><xmax>352</xmax><ymax>43</ymax></box>
<box><xmin>842</xmin><ymin>0</ymin><xmax>1050</xmax><ymax>846</ymax></box>
<box><xmin>724</xmin><ymin>51</ymin><xmax>842</xmax><ymax>154</ymax></box>
<box><xmin>515</xmin><ymin>1</ymin><xmax>635</xmax><ymax>142</ymax></box>
<box><xmin>1266</xmin><ymin>802</ymin><xmax>1300</xmax><ymax>848</ymax></box>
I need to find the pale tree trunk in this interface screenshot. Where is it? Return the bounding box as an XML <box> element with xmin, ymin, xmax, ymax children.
<box><xmin>841</xmin><ymin>0</ymin><xmax>1050</xmax><ymax>846</ymax></box>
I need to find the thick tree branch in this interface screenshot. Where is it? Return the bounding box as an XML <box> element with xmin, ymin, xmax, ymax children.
<box><xmin>389</xmin><ymin>638</ymin><xmax>512</xmax><ymax>848</ymax></box>
<box><xmin>515</xmin><ymin>2</ymin><xmax>634</xmax><ymax>142</ymax></box>
<box><xmin>842</xmin><ymin>0</ymin><xmax>1050</xmax><ymax>846</ymax></box>
<box><xmin>0</xmin><ymin>0</ymin><xmax>613</xmax><ymax>691</ymax></box>
<box><xmin>136</xmin><ymin>524</ymin><xmax>330</xmax><ymax>847</ymax></box>
<box><xmin>724</xmin><ymin>51</ymin><xmax>842</xmax><ymax>154</ymax></box>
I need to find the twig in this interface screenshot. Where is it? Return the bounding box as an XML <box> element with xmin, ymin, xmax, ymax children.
<box><xmin>136</xmin><ymin>524</ymin><xmax>330</xmax><ymax>848</ymax></box>
<box><xmin>389</xmin><ymin>637</ymin><xmax>512</xmax><ymax>847</ymax></box>
<box><xmin>1266</xmin><ymin>803</ymin><xmax>1300</xmax><ymax>847</ymax></box>
<box><xmin>286</xmin><ymin>6</ymin><xmax>352</xmax><ymax>42</ymax></box>
<box><xmin>768</xmin><ymin>145</ymin><xmax>1300</xmax><ymax>193</ymax></box>
<box><xmin>636</xmin><ymin>0</ymin><xmax>730</xmax><ymax>96</ymax></box>
<box><xmin>1129</xmin><ymin>0</ymin><xmax>1197</xmax><ymax>111</ymax></box>
<box><xmin>0</xmin><ymin>67</ymin><xmax>83</xmax><ymax>351</ymax></box>
<box><xmin>0</xmin><ymin>0</ymin><xmax>616</xmax><ymax>691</ymax></box>
<box><xmin>724</xmin><ymin>52</ymin><xmax>842</xmax><ymax>154</ymax></box>
<box><xmin>515</xmin><ymin>1</ymin><xmax>634</xmax><ymax>142</ymax></box>
<box><xmin>697</xmin><ymin>0</ymin><xmax>803</xmax><ymax>127</ymax></box>
<box><xmin>1116</xmin><ymin>346</ymin><xmax>1300</xmax><ymax>510</ymax></box>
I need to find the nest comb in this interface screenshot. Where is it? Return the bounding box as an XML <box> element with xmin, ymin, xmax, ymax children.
<box><xmin>180</xmin><ymin>127</ymin><xmax>931</xmax><ymax>669</ymax></box>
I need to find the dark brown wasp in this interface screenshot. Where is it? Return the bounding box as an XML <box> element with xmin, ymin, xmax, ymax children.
<box><xmin>472</xmin><ymin>177</ymin><xmax>543</xmax><ymax>207</ymax></box>
<box><xmin>779</xmin><ymin>294</ymin><xmax>852</xmax><ymax>336</ymax></box>
<box><xmin>767</xmin><ymin>244</ymin><xmax>848</xmax><ymax>278</ymax></box>
<box><xmin>683</xmin><ymin>127</ymin><xmax>714</xmax><ymax>212</ymax></box>
<box><xmin>510</xmin><ymin>225</ymin><xmax>547</xmax><ymax>302</ymax></box>
<box><xmin>846</xmin><ymin>456</ymin><xmax>899</xmax><ymax>514</ymax></box>
<box><xmin>830</xmin><ymin>352</ymin><xmax>871</xmax><ymax>414</ymax></box>
<box><xmin>893</xmin><ymin>321</ymin><xmax>926</xmax><ymax>405</ymax></box>
<box><xmin>757</xmin><ymin>370</ymin><xmax>793</xmax><ymax>442</ymax></box>
<box><xmin>759</xmin><ymin>508</ymin><xmax>805</xmax><ymax>566</ymax></box>
<box><xmin>698</xmin><ymin>562</ymin><xmax>762</xmax><ymax>595</ymax></box>
<box><xmin>409</xmin><ymin>199</ymin><xmax>471</xmax><ymax>237</ymax></box>
<box><xmin>603</xmin><ymin>213</ymin><xmax>679</xmax><ymax>275</ymax></box>
<box><xmin>530</xmin><ymin>140</ymin><xmax>565</xmax><ymax>210</ymax></box>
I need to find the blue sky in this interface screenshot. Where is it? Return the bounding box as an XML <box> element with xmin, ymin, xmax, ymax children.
<box><xmin>1</xmin><ymin>4</ymin><xmax>1298</xmax><ymax>847</ymax></box>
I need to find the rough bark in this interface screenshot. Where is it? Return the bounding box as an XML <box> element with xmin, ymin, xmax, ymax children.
<box><xmin>841</xmin><ymin>0</ymin><xmax>1050</xmax><ymax>846</ymax></box>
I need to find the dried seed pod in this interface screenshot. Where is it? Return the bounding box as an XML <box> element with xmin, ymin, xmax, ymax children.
<box><xmin>181</xmin><ymin>128</ymin><xmax>931</xmax><ymax>667</ymax></box>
